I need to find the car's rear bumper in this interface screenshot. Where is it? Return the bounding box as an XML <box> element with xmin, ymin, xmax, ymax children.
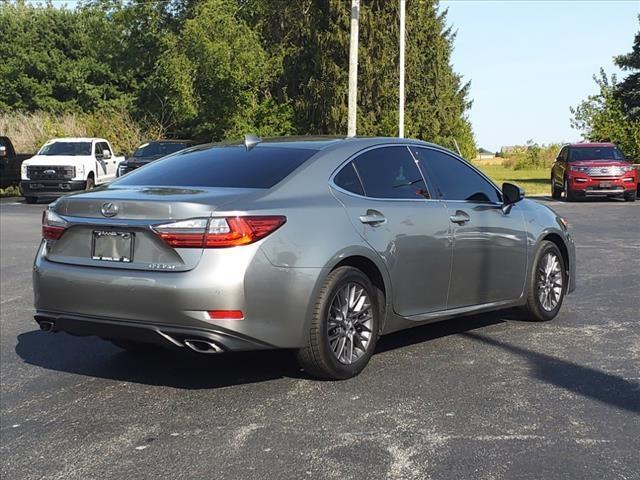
<box><xmin>33</xmin><ymin>243</ymin><xmax>325</xmax><ymax>350</ymax></box>
<box><xmin>34</xmin><ymin>311</ymin><xmax>272</xmax><ymax>352</ymax></box>
<box><xmin>20</xmin><ymin>180</ymin><xmax>86</xmax><ymax>197</ymax></box>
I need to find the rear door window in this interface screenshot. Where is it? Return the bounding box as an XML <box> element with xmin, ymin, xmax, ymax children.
<box><xmin>114</xmin><ymin>145</ymin><xmax>318</xmax><ymax>189</ymax></box>
<box><xmin>411</xmin><ymin>147</ymin><xmax>500</xmax><ymax>203</ymax></box>
<box><xmin>353</xmin><ymin>146</ymin><xmax>428</xmax><ymax>199</ymax></box>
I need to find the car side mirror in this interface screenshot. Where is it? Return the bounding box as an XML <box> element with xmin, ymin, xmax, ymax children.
<box><xmin>502</xmin><ymin>182</ymin><xmax>524</xmax><ymax>207</ymax></box>
<box><xmin>102</xmin><ymin>149</ymin><xmax>112</xmax><ymax>160</ymax></box>
<box><xmin>0</xmin><ymin>146</ymin><xmax>6</xmax><ymax>157</ymax></box>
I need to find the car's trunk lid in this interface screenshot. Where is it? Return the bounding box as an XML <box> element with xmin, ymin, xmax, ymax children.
<box><xmin>46</xmin><ymin>186</ymin><xmax>261</xmax><ymax>271</ymax></box>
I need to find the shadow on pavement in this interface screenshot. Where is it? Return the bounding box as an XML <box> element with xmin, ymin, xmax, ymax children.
<box><xmin>462</xmin><ymin>331</ymin><xmax>640</xmax><ymax>414</ymax></box>
<box><xmin>16</xmin><ymin>312</ymin><xmax>508</xmax><ymax>388</ymax></box>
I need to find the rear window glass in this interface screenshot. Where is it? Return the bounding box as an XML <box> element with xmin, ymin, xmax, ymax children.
<box><xmin>114</xmin><ymin>145</ymin><xmax>318</xmax><ymax>189</ymax></box>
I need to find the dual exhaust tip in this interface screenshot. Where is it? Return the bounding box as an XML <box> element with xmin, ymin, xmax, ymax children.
<box><xmin>38</xmin><ymin>319</ymin><xmax>222</xmax><ymax>354</ymax></box>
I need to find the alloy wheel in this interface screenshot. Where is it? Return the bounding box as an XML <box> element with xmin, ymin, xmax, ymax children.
<box><xmin>327</xmin><ymin>282</ymin><xmax>373</xmax><ymax>364</ymax></box>
<box><xmin>537</xmin><ymin>252</ymin><xmax>563</xmax><ymax>311</ymax></box>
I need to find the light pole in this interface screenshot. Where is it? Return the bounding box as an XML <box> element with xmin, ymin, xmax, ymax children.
<box><xmin>398</xmin><ymin>0</ymin><xmax>406</xmax><ymax>138</ymax></box>
<box><xmin>347</xmin><ymin>0</ymin><xmax>360</xmax><ymax>137</ymax></box>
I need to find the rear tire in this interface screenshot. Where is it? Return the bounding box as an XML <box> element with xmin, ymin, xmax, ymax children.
<box><xmin>24</xmin><ymin>196</ymin><xmax>38</xmax><ymax>204</ymax></box>
<box><xmin>521</xmin><ymin>241</ymin><xmax>566</xmax><ymax>322</ymax></box>
<box><xmin>296</xmin><ymin>267</ymin><xmax>380</xmax><ymax>380</ymax></box>
<box><xmin>624</xmin><ymin>191</ymin><xmax>636</xmax><ymax>202</ymax></box>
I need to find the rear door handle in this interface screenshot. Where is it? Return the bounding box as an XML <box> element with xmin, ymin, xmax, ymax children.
<box><xmin>359</xmin><ymin>209</ymin><xmax>387</xmax><ymax>226</ymax></box>
<box><xmin>449</xmin><ymin>210</ymin><xmax>470</xmax><ymax>225</ymax></box>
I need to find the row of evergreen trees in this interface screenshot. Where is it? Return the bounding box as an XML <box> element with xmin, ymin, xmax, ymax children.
<box><xmin>0</xmin><ymin>0</ymin><xmax>476</xmax><ymax>157</ymax></box>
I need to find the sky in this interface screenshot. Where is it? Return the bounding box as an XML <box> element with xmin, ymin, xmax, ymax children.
<box><xmin>441</xmin><ymin>0</ymin><xmax>639</xmax><ymax>152</ymax></box>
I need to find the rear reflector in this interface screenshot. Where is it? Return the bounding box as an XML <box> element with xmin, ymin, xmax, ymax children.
<box><xmin>153</xmin><ymin>216</ymin><xmax>286</xmax><ymax>248</ymax></box>
<box><xmin>42</xmin><ymin>209</ymin><xmax>68</xmax><ymax>241</ymax></box>
<box><xmin>207</xmin><ymin>310</ymin><xmax>244</xmax><ymax>321</ymax></box>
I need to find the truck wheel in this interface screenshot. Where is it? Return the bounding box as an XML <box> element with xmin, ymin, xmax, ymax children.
<box><xmin>551</xmin><ymin>178</ymin><xmax>561</xmax><ymax>199</ymax></box>
<box><xmin>296</xmin><ymin>266</ymin><xmax>380</xmax><ymax>380</ymax></box>
<box><xmin>624</xmin><ymin>191</ymin><xmax>636</xmax><ymax>202</ymax></box>
<box><xmin>564</xmin><ymin>178</ymin><xmax>578</xmax><ymax>202</ymax></box>
<box><xmin>521</xmin><ymin>241</ymin><xmax>566</xmax><ymax>322</ymax></box>
<box><xmin>24</xmin><ymin>196</ymin><xmax>38</xmax><ymax>204</ymax></box>
<box><xmin>85</xmin><ymin>176</ymin><xmax>95</xmax><ymax>191</ymax></box>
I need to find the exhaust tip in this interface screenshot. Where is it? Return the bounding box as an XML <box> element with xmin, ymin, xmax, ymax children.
<box><xmin>183</xmin><ymin>339</ymin><xmax>223</xmax><ymax>354</ymax></box>
<box><xmin>39</xmin><ymin>320</ymin><xmax>55</xmax><ymax>332</ymax></box>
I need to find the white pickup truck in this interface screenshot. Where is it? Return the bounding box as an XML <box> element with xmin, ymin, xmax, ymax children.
<box><xmin>20</xmin><ymin>137</ymin><xmax>124</xmax><ymax>203</ymax></box>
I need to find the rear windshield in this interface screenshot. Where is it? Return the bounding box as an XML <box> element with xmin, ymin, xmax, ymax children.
<box><xmin>114</xmin><ymin>145</ymin><xmax>318</xmax><ymax>188</ymax></box>
<box><xmin>569</xmin><ymin>146</ymin><xmax>624</xmax><ymax>161</ymax></box>
<box><xmin>39</xmin><ymin>142</ymin><xmax>92</xmax><ymax>156</ymax></box>
<box><xmin>133</xmin><ymin>142</ymin><xmax>191</xmax><ymax>158</ymax></box>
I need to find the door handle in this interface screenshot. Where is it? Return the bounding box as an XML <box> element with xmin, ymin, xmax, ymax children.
<box><xmin>359</xmin><ymin>209</ymin><xmax>387</xmax><ymax>226</ymax></box>
<box><xmin>449</xmin><ymin>210</ymin><xmax>470</xmax><ymax>225</ymax></box>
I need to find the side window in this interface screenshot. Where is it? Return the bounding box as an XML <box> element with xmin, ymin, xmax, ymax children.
<box><xmin>102</xmin><ymin>142</ymin><xmax>112</xmax><ymax>154</ymax></box>
<box><xmin>411</xmin><ymin>147</ymin><xmax>500</xmax><ymax>203</ymax></box>
<box><xmin>353</xmin><ymin>146</ymin><xmax>428</xmax><ymax>199</ymax></box>
<box><xmin>559</xmin><ymin>147</ymin><xmax>568</xmax><ymax>162</ymax></box>
<box><xmin>333</xmin><ymin>162</ymin><xmax>365</xmax><ymax>196</ymax></box>
<box><xmin>95</xmin><ymin>142</ymin><xmax>104</xmax><ymax>157</ymax></box>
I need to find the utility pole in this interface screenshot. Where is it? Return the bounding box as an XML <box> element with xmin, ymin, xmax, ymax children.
<box><xmin>347</xmin><ymin>0</ymin><xmax>360</xmax><ymax>137</ymax></box>
<box><xmin>398</xmin><ymin>0</ymin><xmax>406</xmax><ymax>138</ymax></box>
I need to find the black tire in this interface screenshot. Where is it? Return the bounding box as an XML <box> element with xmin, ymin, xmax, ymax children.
<box><xmin>521</xmin><ymin>241</ymin><xmax>567</xmax><ymax>322</ymax></box>
<box><xmin>24</xmin><ymin>196</ymin><xmax>38</xmax><ymax>204</ymax></box>
<box><xmin>624</xmin><ymin>191</ymin><xmax>636</xmax><ymax>202</ymax></box>
<box><xmin>109</xmin><ymin>339</ymin><xmax>158</xmax><ymax>353</ymax></box>
<box><xmin>551</xmin><ymin>177</ymin><xmax>562</xmax><ymax>199</ymax></box>
<box><xmin>296</xmin><ymin>266</ymin><xmax>380</xmax><ymax>380</ymax></box>
<box><xmin>564</xmin><ymin>178</ymin><xmax>578</xmax><ymax>202</ymax></box>
<box><xmin>85</xmin><ymin>176</ymin><xmax>95</xmax><ymax>191</ymax></box>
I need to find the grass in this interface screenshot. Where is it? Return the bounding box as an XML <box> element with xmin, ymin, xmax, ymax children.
<box><xmin>0</xmin><ymin>186</ymin><xmax>21</xmax><ymax>198</ymax></box>
<box><xmin>472</xmin><ymin>163</ymin><xmax>550</xmax><ymax>196</ymax></box>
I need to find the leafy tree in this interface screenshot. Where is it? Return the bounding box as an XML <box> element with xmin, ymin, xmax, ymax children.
<box><xmin>571</xmin><ymin>69</ymin><xmax>640</xmax><ymax>162</ymax></box>
<box><xmin>614</xmin><ymin>15</ymin><xmax>640</xmax><ymax>120</ymax></box>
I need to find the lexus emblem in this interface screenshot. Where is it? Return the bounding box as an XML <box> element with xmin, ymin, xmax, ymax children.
<box><xmin>101</xmin><ymin>202</ymin><xmax>118</xmax><ymax>217</ymax></box>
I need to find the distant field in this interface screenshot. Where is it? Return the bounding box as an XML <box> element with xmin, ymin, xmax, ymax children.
<box><xmin>472</xmin><ymin>163</ymin><xmax>550</xmax><ymax>196</ymax></box>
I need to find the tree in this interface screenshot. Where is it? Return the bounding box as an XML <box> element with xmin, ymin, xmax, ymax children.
<box><xmin>614</xmin><ymin>15</ymin><xmax>640</xmax><ymax>120</ymax></box>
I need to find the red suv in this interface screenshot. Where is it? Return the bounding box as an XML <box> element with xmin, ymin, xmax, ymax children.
<box><xmin>551</xmin><ymin>143</ymin><xmax>637</xmax><ymax>202</ymax></box>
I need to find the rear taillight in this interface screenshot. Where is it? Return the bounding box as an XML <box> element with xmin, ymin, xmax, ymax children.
<box><xmin>153</xmin><ymin>216</ymin><xmax>286</xmax><ymax>248</ymax></box>
<box><xmin>42</xmin><ymin>209</ymin><xmax>68</xmax><ymax>241</ymax></box>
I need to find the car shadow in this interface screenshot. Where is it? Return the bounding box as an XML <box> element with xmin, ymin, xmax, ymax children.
<box><xmin>462</xmin><ymin>331</ymin><xmax>640</xmax><ymax>414</ymax></box>
<box><xmin>16</xmin><ymin>312</ymin><xmax>507</xmax><ymax>389</ymax></box>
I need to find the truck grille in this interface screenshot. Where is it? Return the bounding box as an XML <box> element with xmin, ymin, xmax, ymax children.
<box><xmin>583</xmin><ymin>166</ymin><xmax>625</xmax><ymax>177</ymax></box>
<box><xmin>27</xmin><ymin>165</ymin><xmax>75</xmax><ymax>180</ymax></box>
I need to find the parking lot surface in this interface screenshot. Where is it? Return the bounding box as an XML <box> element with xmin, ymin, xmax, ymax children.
<box><xmin>1</xmin><ymin>197</ymin><xmax>639</xmax><ymax>480</ymax></box>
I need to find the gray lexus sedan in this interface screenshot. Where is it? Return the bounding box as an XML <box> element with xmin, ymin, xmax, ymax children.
<box><xmin>34</xmin><ymin>136</ymin><xmax>575</xmax><ymax>379</ymax></box>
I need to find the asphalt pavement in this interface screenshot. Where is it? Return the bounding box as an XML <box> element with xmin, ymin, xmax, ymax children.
<box><xmin>1</xmin><ymin>196</ymin><xmax>639</xmax><ymax>480</ymax></box>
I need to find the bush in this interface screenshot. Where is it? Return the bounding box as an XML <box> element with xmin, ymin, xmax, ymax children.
<box><xmin>0</xmin><ymin>186</ymin><xmax>20</xmax><ymax>197</ymax></box>
<box><xmin>0</xmin><ymin>110</ymin><xmax>162</xmax><ymax>156</ymax></box>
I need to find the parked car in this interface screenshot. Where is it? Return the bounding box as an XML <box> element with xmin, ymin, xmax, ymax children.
<box><xmin>20</xmin><ymin>137</ymin><xmax>124</xmax><ymax>203</ymax></box>
<box><xmin>117</xmin><ymin>140</ymin><xmax>197</xmax><ymax>177</ymax></box>
<box><xmin>33</xmin><ymin>136</ymin><xmax>575</xmax><ymax>379</ymax></box>
<box><xmin>550</xmin><ymin>142</ymin><xmax>637</xmax><ymax>202</ymax></box>
<box><xmin>0</xmin><ymin>136</ymin><xmax>33</xmax><ymax>189</ymax></box>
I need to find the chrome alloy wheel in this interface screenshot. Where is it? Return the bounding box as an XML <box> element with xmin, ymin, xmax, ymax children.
<box><xmin>327</xmin><ymin>282</ymin><xmax>374</xmax><ymax>364</ymax></box>
<box><xmin>537</xmin><ymin>252</ymin><xmax>563</xmax><ymax>311</ymax></box>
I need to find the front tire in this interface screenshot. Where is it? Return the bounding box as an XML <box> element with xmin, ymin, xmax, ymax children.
<box><xmin>296</xmin><ymin>267</ymin><xmax>380</xmax><ymax>380</ymax></box>
<box><xmin>564</xmin><ymin>178</ymin><xmax>578</xmax><ymax>202</ymax></box>
<box><xmin>522</xmin><ymin>241</ymin><xmax>566</xmax><ymax>322</ymax></box>
<box><xmin>551</xmin><ymin>176</ymin><xmax>561</xmax><ymax>199</ymax></box>
<box><xmin>24</xmin><ymin>196</ymin><xmax>38</xmax><ymax>204</ymax></box>
<box><xmin>624</xmin><ymin>191</ymin><xmax>636</xmax><ymax>202</ymax></box>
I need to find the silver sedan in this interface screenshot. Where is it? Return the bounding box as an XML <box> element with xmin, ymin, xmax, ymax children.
<box><xmin>33</xmin><ymin>137</ymin><xmax>575</xmax><ymax>379</ymax></box>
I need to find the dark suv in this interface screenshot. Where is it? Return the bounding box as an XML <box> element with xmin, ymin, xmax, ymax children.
<box><xmin>551</xmin><ymin>143</ymin><xmax>637</xmax><ymax>201</ymax></box>
<box><xmin>117</xmin><ymin>140</ymin><xmax>197</xmax><ymax>177</ymax></box>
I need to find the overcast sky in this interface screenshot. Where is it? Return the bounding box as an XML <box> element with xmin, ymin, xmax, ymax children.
<box><xmin>442</xmin><ymin>0</ymin><xmax>639</xmax><ymax>151</ymax></box>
